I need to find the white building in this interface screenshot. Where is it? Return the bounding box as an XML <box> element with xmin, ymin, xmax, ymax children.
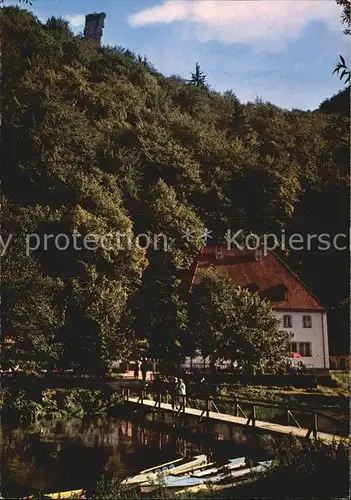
<box><xmin>185</xmin><ymin>246</ymin><xmax>330</xmax><ymax>371</ymax></box>
<box><xmin>275</xmin><ymin>310</ymin><xmax>329</xmax><ymax>369</ymax></box>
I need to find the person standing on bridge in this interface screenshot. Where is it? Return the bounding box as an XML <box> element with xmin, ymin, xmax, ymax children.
<box><xmin>177</xmin><ymin>378</ymin><xmax>186</xmax><ymax>410</ymax></box>
<box><xmin>141</xmin><ymin>360</ymin><xmax>148</xmax><ymax>381</ymax></box>
<box><xmin>133</xmin><ymin>361</ymin><xmax>140</xmax><ymax>380</ymax></box>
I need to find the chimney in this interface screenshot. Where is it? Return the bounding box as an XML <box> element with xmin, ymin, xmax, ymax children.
<box><xmin>84</xmin><ymin>12</ymin><xmax>106</xmax><ymax>46</ymax></box>
<box><xmin>214</xmin><ymin>246</ymin><xmax>224</xmax><ymax>260</ymax></box>
<box><xmin>254</xmin><ymin>248</ymin><xmax>263</xmax><ymax>262</ymax></box>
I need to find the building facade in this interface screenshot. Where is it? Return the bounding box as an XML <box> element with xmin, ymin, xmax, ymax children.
<box><xmin>185</xmin><ymin>246</ymin><xmax>330</xmax><ymax>370</ymax></box>
<box><xmin>275</xmin><ymin>310</ymin><xmax>329</xmax><ymax>369</ymax></box>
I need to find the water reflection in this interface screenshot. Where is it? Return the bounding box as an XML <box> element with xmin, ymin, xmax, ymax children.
<box><xmin>1</xmin><ymin>416</ymin><xmax>265</xmax><ymax>497</ymax></box>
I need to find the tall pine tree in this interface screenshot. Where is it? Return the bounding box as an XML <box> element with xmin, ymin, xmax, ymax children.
<box><xmin>188</xmin><ymin>62</ymin><xmax>208</xmax><ymax>89</ymax></box>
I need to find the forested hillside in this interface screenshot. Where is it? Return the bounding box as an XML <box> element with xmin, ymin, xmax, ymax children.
<box><xmin>1</xmin><ymin>7</ymin><xmax>349</xmax><ymax>373</ymax></box>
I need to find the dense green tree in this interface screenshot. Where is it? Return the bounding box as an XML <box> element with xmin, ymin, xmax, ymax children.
<box><xmin>188</xmin><ymin>268</ymin><xmax>290</xmax><ymax>374</ymax></box>
<box><xmin>318</xmin><ymin>87</ymin><xmax>350</xmax><ymax>117</ymax></box>
<box><xmin>131</xmin><ymin>180</ymin><xmax>204</xmax><ymax>363</ymax></box>
<box><xmin>0</xmin><ymin>0</ymin><xmax>33</xmax><ymax>4</ymax></box>
<box><xmin>334</xmin><ymin>2</ymin><xmax>350</xmax><ymax>88</ymax></box>
<box><xmin>1</xmin><ymin>202</ymin><xmax>65</xmax><ymax>370</ymax></box>
<box><xmin>336</xmin><ymin>0</ymin><xmax>351</xmax><ymax>35</ymax></box>
<box><xmin>1</xmin><ymin>7</ymin><xmax>147</xmax><ymax>373</ymax></box>
<box><xmin>1</xmin><ymin>6</ymin><xmax>349</xmax><ymax>370</ymax></box>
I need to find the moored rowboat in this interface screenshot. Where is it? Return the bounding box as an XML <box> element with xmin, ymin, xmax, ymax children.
<box><xmin>121</xmin><ymin>454</ymin><xmax>207</xmax><ymax>485</ymax></box>
<box><xmin>170</xmin><ymin>461</ymin><xmax>215</xmax><ymax>476</ymax></box>
<box><xmin>142</xmin><ymin>459</ymin><xmax>273</xmax><ymax>493</ymax></box>
<box><xmin>191</xmin><ymin>456</ymin><xmax>246</xmax><ymax>478</ymax></box>
<box><xmin>139</xmin><ymin>457</ymin><xmax>184</xmax><ymax>474</ymax></box>
<box><xmin>226</xmin><ymin>457</ymin><xmax>247</xmax><ymax>470</ymax></box>
<box><xmin>228</xmin><ymin>460</ymin><xmax>272</xmax><ymax>479</ymax></box>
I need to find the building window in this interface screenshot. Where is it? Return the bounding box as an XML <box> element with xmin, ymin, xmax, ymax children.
<box><xmin>289</xmin><ymin>342</ymin><xmax>312</xmax><ymax>357</ymax></box>
<box><xmin>283</xmin><ymin>315</ymin><xmax>292</xmax><ymax>328</ymax></box>
<box><xmin>299</xmin><ymin>342</ymin><xmax>312</xmax><ymax>357</ymax></box>
<box><xmin>303</xmin><ymin>315</ymin><xmax>312</xmax><ymax>328</ymax></box>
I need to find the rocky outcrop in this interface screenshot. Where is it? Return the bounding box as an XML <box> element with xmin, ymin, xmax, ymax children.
<box><xmin>84</xmin><ymin>12</ymin><xmax>106</xmax><ymax>45</ymax></box>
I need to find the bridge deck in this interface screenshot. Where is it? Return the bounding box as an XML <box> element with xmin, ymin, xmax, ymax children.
<box><xmin>127</xmin><ymin>397</ymin><xmax>344</xmax><ymax>443</ymax></box>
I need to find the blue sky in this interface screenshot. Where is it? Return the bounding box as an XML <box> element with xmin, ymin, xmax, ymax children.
<box><xmin>11</xmin><ymin>0</ymin><xmax>350</xmax><ymax>110</ymax></box>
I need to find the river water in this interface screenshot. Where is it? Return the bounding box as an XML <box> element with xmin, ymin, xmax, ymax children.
<box><xmin>1</xmin><ymin>415</ymin><xmax>271</xmax><ymax>497</ymax></box>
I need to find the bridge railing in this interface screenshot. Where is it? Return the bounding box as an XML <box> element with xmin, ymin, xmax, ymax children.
<box><xmin>122</xmin><ymin>386</ymin><xmax>349</xmax><ymax>439</ymax></box>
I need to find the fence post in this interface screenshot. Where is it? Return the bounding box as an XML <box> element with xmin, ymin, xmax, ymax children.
<box><xmin>252</xmin><ymin>404</ymin><xmax>256</xmax><ymax>428</ymax></box>
<box><xmin>206</xmin><ymin>398</ymin><xmax>210</xmax><ymax>418</ymax></box>
<box><xmin>126</xmin><ymin>388</ymin><xmax>130</xmax><ymax>401</ymax></box>
<box><xmin>234</xmin><ymin>398</ymin><xmax>238</xmax><ymax>417</ymax></box>
<box><xmin>286</xmin><ymin>404</ymin><xmax>290</xmax><ymax>425</ymax></box>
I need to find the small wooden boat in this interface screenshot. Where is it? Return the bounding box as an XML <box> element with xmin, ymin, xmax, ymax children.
<box><xmin>144</xmin><ymin>459</ymin><xmax>273</xmax><ymax>494</ymax></box>
<box><xmin>121</xmin><ymin>454</ymin><xmax>207</xmax><ymax>485</ymax></box>
<box><xmin>140</xmin><ymin>460</ymin><xmax>216</xmax><ymax>492</ymax></box>
<box><xmin>158</xmin><ymin>475</ymin><xmax>206</xmax><ymax>488</ymax></box>
<box><xmin>140</xmin><ymin>457</ymin><xmax>247</xmax><ymax>493</ymax></box>
<box><xmin>192</xmin><ymin>466</ymin><xmax>220</xmax><ymax>478</ymax></box>
<box><xmin>191</xmin><ymin>456</ymin><xmax>246</xmax><ymax>478</ymax></box>
<box><xmin>201</xmin><ymin>460</ymin><xmax>273</xmax><ymax>486</ymax></box>
<box><xmin>139</xmin><ymin>457</ymin><xmax>184</xmax><ymax>474</ymax></box>
<box><xmin>143</xmin><ymin>470</ymin><xmax>227</xmax><ymax>491</ymax></box>
<box><xmin>228</xmin><ymin>460</ymin><xmax>272</xmax><ymax>479</ymax></box>
<box><xmin>24</xmin><ymin>490</ymin><xmax>85</xmax><ymax>499</ymax></box>
<box><xmin>173</xmin><ymin>481</ymin><xmax>242</xmax><ymax>495</ymax></box>
<box><xmin>170</xmin><ymin>461</ymin><xmax>215</xmax><ymax>476</ymax></box>
<box><xmin>165</xmin><ymin>454</ymin><xmax>208</xmax><ymax>475</ymax></box>
<box><xmin>225</xmin><ymin>457</ymin><xmax>247</xmax><ymax>470</ymax></box>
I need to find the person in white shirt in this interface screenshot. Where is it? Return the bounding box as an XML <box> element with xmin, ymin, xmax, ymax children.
<box><xmin>177</xmin><ymin>378</ymin><xmax>186</xmax><ymax>410</ymax></box>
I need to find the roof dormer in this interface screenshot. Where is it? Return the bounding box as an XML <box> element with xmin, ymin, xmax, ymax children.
<box><xmin>247</xmin><ymin>282</ymin><xmax>259</xmax><ymax>293</ymax></box>
<box><xmin>275</xmin><ymin>283</ymin><xmax>288</xmax><ymax>301</ymax></box>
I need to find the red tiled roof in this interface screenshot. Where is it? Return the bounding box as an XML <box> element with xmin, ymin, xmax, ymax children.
<box><xmin>189</xmin><ymin>246</ymin><xmax>324</xmax><ymax>311</ymax></box>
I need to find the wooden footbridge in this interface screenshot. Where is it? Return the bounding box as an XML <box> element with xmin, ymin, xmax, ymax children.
<box><xmin>120</xmin><ymin>387</ymin><xmax>348</xmax><ymax>444</ymax></box>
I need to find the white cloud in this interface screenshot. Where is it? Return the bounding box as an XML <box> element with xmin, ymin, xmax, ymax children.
<box><xmin>128</xmin><ymin>0</ymin><xmax>341</xmax><ymax>50</ymax></box>
<box><xmin>129</xmin><ymin>1</ymin><xmax>188</xmax><ymax>25</ymax></box>
<box><xmin>65</xmin><ymin>14</ymin><xmax>85</xmax><ymax>29</ymax></box>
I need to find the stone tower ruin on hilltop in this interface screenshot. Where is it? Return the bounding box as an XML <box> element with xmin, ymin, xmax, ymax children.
<box><xmin>84</xmin><ymin>12</ymin><xmax>106</xmax><ymax>46</ymax></box>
